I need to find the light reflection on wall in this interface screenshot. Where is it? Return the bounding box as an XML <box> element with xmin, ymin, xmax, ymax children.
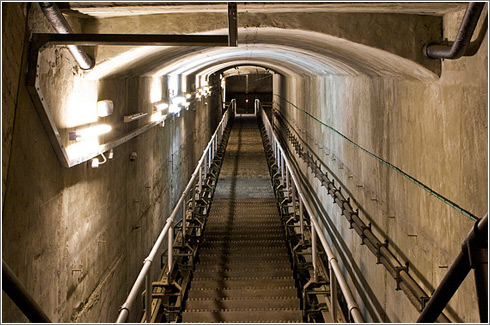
<box><xmin>150</xmin><ymin>77</ymin><xmax>163</xmax><ymax>103</ymax></box>
<box><xmin>66</xmin><ymin>138</ymin><xmax>100</xmax><ymax>161</ymax></box>
<box><xmin>63</xmin><ymin>79</ymin><xmax>98</xmax><ymax>128</ymax></box>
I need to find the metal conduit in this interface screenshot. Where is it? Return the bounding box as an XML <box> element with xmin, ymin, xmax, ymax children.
<box><xmin>424</xmin><ymin>2</ymin><xmax>486</xmax><ymax>59</ymax></box>
<box><xmin>2</xmin><ymin>260</ymin><xmax>52</xmax><ymax>323</ymax></box>
<box><xmin>273</xmin><ymin>110</ymin><xmax>451</xmax><ymax>322</ymax></box>
<box><xmin>39</xmin><ymin>2</ymin><xmax>95</xmax><ymax>69</ymax></box>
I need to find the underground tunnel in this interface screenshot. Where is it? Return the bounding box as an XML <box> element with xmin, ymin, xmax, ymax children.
<box><xmin>1</xmin><ymin>2</ymin><xmax>488</xmax><ymax>323</ymax></box>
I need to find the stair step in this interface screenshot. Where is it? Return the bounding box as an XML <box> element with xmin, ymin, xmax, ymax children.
<box><xmin>203</xmin><ymin>233</ymin><xmax>285</xmax><ymax>240</ymax></box>
<box><xmin>195</xmin><ymin>261</ymin><xmax>292</xmax><ymax>271</ymax></box>
<box><xmin>182</xmin><ymin>308</ymin><xmax>303</xmax><ymax>323</ymax></box>
<box><xmin>187</xmin><ymin>286</ymin><xmax>298</xmax><ymax>299</ymax></box>
<box><xmin>205</xmin><ymin>221</ymin><xmax>282</xmax><ymax>227</ymax></box>
<box><xmin>190</xmin><ymin>277</ymin><xmax>295</xmax><ymax>289</ymax></box>
<box><xmin>197</xmin><ymin>253</ymin><xmax>289</xmax><ymax>263</ymax></box>
<box><xmin>200</xmin><ymin>239</ymin><xmax>286</xmax><ymax>248</ymax></box>
<box><xmin>204</xmin><ymin>224</ymin><xmax>283</xmax><ymax>230</ymax></box>
<box><xmin>203</xmin><ymin>229</ymin><xmax>283</xmax><ymax>235</ymax></box>
<box><xmin>193</xmin><ymin>268</ymin><xmax>293</xmax><ymax>278</ymax></box>
<box><xmin>198</xmin><ymin>246</ymin><xmax>287</xmax><ymax>254</ymax></box>
<box><xmin>185</xmin><ymin>296</ymin><xmax>300</xmax><ymax>311</ymax></box>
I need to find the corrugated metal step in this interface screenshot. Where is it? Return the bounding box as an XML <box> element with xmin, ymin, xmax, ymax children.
<box><xmin>205</xmin><ymin>221</ymin><xmax>282</xmax><ymax>227</ymax></box>
<box><xmin>185</xmin><ymin>296</ymin><xmax>300</xmax><ymax>311</ymax></box>
<box><xmin>187</xmin><ymin>286</ymin><xmax>298</xmax><ymax>299</ymax></box>
<box><xmin>203</xmin><ymin>228</ymin><xmax>283</xmax><ymax>233</ymax></box>
<box><xmin>182</xmin><ymin>308</ymin><xmax>303</xmax><ymax>323</ymax></box>
<box><xmin>197</xmin><ymin>253</ymin><xmax>289</xmax><ymax>263</ymax></box>
<box><xmin>202</xmin><ymin>233</ymin><xmax>285</xmax><ymax>240</ymax></box>
<box><xmin>198</xmin><ymin>246</ymin><xmax>287</xmax><ymax>255</ymax></box>
<box><xmin>195</xmin><ymin>260</ymin><xmax>292</xmax><ymax>271</ymax></box>
<box><xmin>204</xmin><ymin>224</ymin><xmax>283</xmax><ymax>231</ymax></box>
<box><xmin>193</xmin><ymin>268</ymin><xmax>293</xmax><ymax>278</ymax></box>
<box><xmin>199</xmin><ymin>239</ymin><xmax>286</xmax><ymax>248</ymax></box>
<box><xmin>190</xmin><ymin>277</ymin><xmax>295</xmax><ymax>289</ymax></box>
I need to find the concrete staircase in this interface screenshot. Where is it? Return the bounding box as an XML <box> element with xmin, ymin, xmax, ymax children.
<box><xmin>182</xmin><ymin>116</ymin><xmax>302</xmax><ymax>323</ymax></box>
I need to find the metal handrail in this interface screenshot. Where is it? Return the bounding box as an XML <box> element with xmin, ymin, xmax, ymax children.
<box><xmin>116</xmin><ymin>103</ymin><xmax>234</xmax><ymax>323</ymax></box>
<box><xmin>257</xmin><ymin>102</ymin><xmax>363</xmax><ymax>323</ymax></box>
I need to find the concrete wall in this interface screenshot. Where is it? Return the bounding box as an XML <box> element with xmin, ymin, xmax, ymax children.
<box><xmin>2</xmin><ymin>3</ymin><xmax>28</xmax><ymax>205</ymax></box>
<box><xmin>275</xmin><ymin>7</ymin><xmax>487</xmax><ymax>323</ymax></box>
<box><xmin>2</xmin><ymin>4</ymin><xmax>221</xmax><ymax>322</ymax></box>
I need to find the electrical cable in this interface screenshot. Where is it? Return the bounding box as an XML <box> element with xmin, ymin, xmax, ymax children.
<box><xmin>274</xmin><ymin>94</ymin><xmax>479</xmax><ymax>222</ymax></box>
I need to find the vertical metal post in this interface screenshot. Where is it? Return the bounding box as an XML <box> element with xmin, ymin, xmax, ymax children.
<box><xmin>228</xmin><ymin>2</ymin><xmax>238</xmax><ymax>46</ymax></box>
<box><xmin>208</xmin><ymin>145</ymin><xmax>212</xmax><ymax>169</ymax></box>
<box><xmin>203</xmin><ymin>153</ymin><xmax>207</xmax><ymax>175</ymax></box>
<box><xmin>291</xmin><ymin>181</ymin><xmax>296</xmax><ymax>213</ymax></box>
<box><xmin>280</xmin><ymin>153</ymin><xmax>285</xmax><ymax>184</ymax></box>
<box><xmin>311</xmin><ymin>221</ymin><xmax>318</xmax><ymax>282</ymax></box>
<box><xmin>286</xmin><ymin>167</ymin><xmax>290</xmax><ymax>193</ymax></box>
<box><xmin>191</xmin><ymin>182</ymin><xmax>196</xmax><ymax>212</ymax></box>
<box><xmin>330</xmin><ymin>264</ymin><xmax>338</xmax><ymax>323</ymax></box>
<box><xmin>299</xmin><ymin>199</ymin><xmax>304</xmax><ymax>241</ymax></box>
<box><xmin>182</xmin><ymin>198</ymin><xmax>186</xmax><ymax>244</ymax></box>
<box><xmin>145</xmin><ymin>268</ymin><xmax>152</xmax><ymax>323</ymax></box>
<box><xmin>199</xmin><ymin>165</ymin><xmax>203</xmax><ymax>195</ymax></box>
<box><xmin>168</xmin><ymin>224</ymin><xmax>173</xmax><ymax>274</ymax></box>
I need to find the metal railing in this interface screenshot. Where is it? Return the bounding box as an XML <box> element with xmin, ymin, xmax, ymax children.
<box><xmin>257</xmin><ymin>102</ymin><xmax>363</xmax><ymax>323</ymax></box>
<box><xmin>116</xmin><ymin>102</ymin><xmax>235</xmax><ymax>323</ymax></box>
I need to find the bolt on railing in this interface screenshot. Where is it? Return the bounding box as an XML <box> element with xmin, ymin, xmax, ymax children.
<box><xmin>256</xmin><ymin>101</ymin><xmax>363</xmax><ymax>323</ymax></box>
<box><xmin>116</xmin><ymin>102</ymin><xmax>235</xmax><ymax>323</ymax></box>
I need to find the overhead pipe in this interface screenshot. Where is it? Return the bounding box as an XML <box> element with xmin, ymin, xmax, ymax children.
<box><xmin>39</xmin><ymin>2</ymin><xmax>95</xmax><ymax>69</ymax></box>
<box><xmin>417</xmin><ymin>213</ymin><xmax>488</xmax><ymax>323</ymax></box>
<box><xmin>424</xmin><ymin>2</ymin><xmax>486</xmax><ymax>59</ymax></box>
<box><xmin>2</xmin><ymin>260</ymin><xmax>52</xmax><ymax>323</ymax></box>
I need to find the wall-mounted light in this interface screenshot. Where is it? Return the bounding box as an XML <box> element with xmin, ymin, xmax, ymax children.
<box><xmin>124</xmin><ymin>112</ymin><xmax>148</xmax><ymax>123</ymax></box>
<box><xmin>154</xmin><ymin>102</ymin><xmax>169</xmax><ymax>112</ymax></box>
<box><xmin>97</xmin><ymin>100</ymin><xmax>114</xmax><ymax>117</ymax></box>
<box><xmin>69</xmin><ymin>124</ymin><xmax>112</xmax><ymax>141</ymax></box>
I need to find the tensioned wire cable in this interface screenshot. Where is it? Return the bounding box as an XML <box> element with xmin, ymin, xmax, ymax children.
<box><xmin>274</xmin><ymin>94</ymin><xmax>479</xmax><ymax>222</ymax></box>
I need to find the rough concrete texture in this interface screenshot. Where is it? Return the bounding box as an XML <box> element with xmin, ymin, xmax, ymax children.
<box><xmin>2</xmin><ymin>2</ymin><xmax>487</xmax><ymax>323</ymax></box>
<box><xmin>275</xmin><ymin>7</ymin><xmax>487</xmax><ymax>323</ymax></box>
<box><xmin>2</xmin><ymin>3</ymin><xmax>28</xmax><ymax>205</ymax></box>
<box><xmin>1</xmin><ymin>4</ymin><xmax>221</xmax><ymax>323</ymax></box>
<box><xmin>79</xmin><ymin>10</ymin><xmax>442</xmax><ymax>75</ymax></box>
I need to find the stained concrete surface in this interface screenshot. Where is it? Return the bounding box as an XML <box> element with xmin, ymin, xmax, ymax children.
<box><xmin>275</xmin><ymin>7</ymin><xmax>487</xmax><ymax>321</ymax></box>
<box><xmin>1</xmin><ymin>2</ymin><xmax>487</xmax><ymax>323</ymax></box>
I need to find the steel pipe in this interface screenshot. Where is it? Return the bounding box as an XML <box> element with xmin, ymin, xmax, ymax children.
<box><xmin>2</xmin><ymin>260</ymin><xmax>51</xmax><ymax>323</ymax></box>
<box><xmin>417</xmin><ymin>213</ymin><xmax>488</xmax><ymax>323</ymax></box>
<box><xmin>424</xmin><ymin>2</ymin><xmax>485</xmax><ymax>59</ymax></box>
<box><xmin>39</xmin><ymin>2</ymin><xmax>95</xmax><ymax>70</ymax></box>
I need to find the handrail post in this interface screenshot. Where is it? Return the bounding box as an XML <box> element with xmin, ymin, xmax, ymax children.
<box><xmin>299</xmin><ymin>198</ymin><xmax>304</xmax><ymax>242</ymax></box>
<box><xmin>286</xmin><ymin>166</ymin><xmax>290</xmax><ymax>194</ymax></box>
<box><xmin>168</xmin><ymin>223</ymin><xmax>173</xmax><ymax>275</ymax></box>
<box><xmin>145</xmin><ymin>264</ymin><xmax>152</xmax><ymax>323</ymax></box>
<box><xmin>330</xmin><ymin>263</ymin><xmax>338</xmax><ymax>322</ymax></box>
<box><xmin>311</xmin><ymin>221</ymin><xmax>318</xmax><ymax>282</ymax></box>
<box><xmin>182</xmin><ymin>199</ymin><xmax>186</xmax><ymax>244</ymax></box>
<box><xmin>198</xmin><ymin>166</ymin><xmax>202</xmax><ymax>194</ymax></box>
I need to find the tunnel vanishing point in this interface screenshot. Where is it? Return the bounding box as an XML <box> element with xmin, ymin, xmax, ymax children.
<box><xmin>1</xmin><ymin>2</ymin><xmax>488</xmax><ymax>323</ymax></box>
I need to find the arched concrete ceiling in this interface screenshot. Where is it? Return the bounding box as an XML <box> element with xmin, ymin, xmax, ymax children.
<box><xmin>84</xmin><ymin>27</ymin><xmax>438</xmax><ymax>81</ymax></box>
